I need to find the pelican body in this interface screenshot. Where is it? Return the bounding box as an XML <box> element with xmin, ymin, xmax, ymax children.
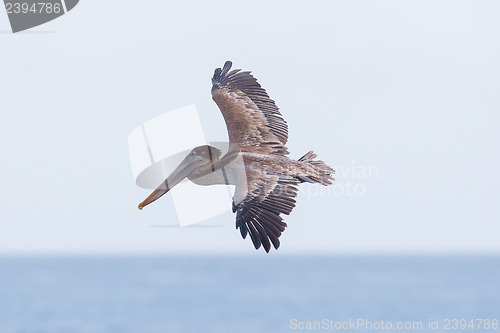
<box><xmin>139</xmin><ymin>61</ymin><xmax>334</xmax><ymax>252</ymax></box>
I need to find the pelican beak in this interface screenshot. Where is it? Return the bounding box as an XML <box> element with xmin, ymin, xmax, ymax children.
<box><xmin>138</xmin><ymin>154</ymin><xmax>205</xmax><ymax>210</ymax></box>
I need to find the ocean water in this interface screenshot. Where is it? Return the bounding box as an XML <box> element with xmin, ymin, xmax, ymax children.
<box><xmin>0</xmin><ymin>256</ymin><xmax>498</xmax><ymax>333</ymax></box>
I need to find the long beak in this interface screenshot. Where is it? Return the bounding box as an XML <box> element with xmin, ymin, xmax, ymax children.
<box><xmin>138</xmin><ymin>154</ymin><xmax>205</xmax><ymax>210</ymax></box>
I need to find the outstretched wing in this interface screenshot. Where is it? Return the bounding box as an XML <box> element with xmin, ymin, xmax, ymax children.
<box><xmin>232</xmin><ymin>167</ymin><xmax>300</xmax><ymax>252</ymax></box>
<box><xmin>211</xmin><ymin>61</ymin><xmax>289</xmax><ymax>155</ymax></box>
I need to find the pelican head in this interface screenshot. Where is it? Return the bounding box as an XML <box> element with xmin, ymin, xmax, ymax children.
<box><xmin>188</xmin><ymin>145</ymin><xmax>222</xmax><ymax>176</ymax></box>
<box><xmin>138</xmin><ymin>145</ymin><xmax>222</xmax><ymax>210</ymax></box>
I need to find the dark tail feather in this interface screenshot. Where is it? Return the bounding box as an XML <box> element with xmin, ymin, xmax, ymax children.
<box><xmin>298</xmin><ymin>151</ymin><xmax>335</xmax><ymax>185</ymax></box>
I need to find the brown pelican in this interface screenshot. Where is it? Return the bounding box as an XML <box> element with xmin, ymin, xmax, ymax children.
<box><xmin>138</xmin><ymin>61</ymin><xmax>334</xmax><ymax>252</ymax></box>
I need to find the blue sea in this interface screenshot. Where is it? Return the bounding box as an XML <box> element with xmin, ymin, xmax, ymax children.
<box><xmin>0</xmin><ymin>256</ymin><xmax>498</xmax><ymax>333</ymax></box>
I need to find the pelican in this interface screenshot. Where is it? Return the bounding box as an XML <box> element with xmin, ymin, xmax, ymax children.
<box><xmin>138</xmin><ymin>61</ymin><xmax>335</xmax><ymax>252</ymax></box>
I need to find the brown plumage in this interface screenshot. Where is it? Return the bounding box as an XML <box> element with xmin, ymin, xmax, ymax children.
<box><xmin>139</xmin><ymin>61</ymin><xmax>335</xmax><ymax>252</ymax></box>
<box><xmin>212</xmin><ymin>61</ymin><xmax>289</xmax><ymax>155</ymax></box>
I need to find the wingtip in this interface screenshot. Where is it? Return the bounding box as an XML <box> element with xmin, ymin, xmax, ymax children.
<box><xmin>213</xmin><ymin>61</ymin><xmax>233</xmax><ymax>81</ymax></box>
<box><xmin>213</xmin><ymin>68</ymin><xmax>222</xmax><ymax>80</ymax></box>
<box><xmin>222</xmin><ymin>61</ymin><xmax>232</xmax><ymax>75</ymax></box>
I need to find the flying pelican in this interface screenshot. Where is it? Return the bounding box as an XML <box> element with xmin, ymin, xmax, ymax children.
<box><xmin>138</xmin><ymin>61</ymin><xmax>334</xmax><ymax>252</ymax></box>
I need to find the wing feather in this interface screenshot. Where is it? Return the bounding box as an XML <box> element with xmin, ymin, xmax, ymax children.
<box><xmin>212</xmin><ymin>61</ymin><xmax>289</xmax><ymax>155</ymax></box>
<box><xmin>233</xmin><ymin>168</ymin><xmax>299</xmax><ymax>252</ymax></box>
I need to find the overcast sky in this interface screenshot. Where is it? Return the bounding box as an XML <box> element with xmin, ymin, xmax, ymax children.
<box><xmin>0</xmin><ymin>0</ymin><xmax>499</xmax><ymax>255</ymax></box>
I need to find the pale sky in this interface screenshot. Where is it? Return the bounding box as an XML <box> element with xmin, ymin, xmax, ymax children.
<box><xmin>0</xmin><ymin>0</ymin><xmax>499</xmax><ymax>254</ymax></box>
